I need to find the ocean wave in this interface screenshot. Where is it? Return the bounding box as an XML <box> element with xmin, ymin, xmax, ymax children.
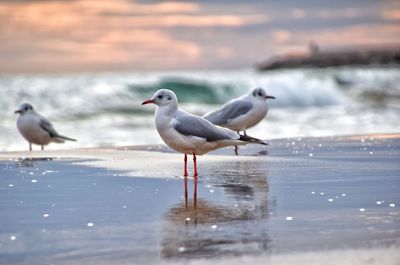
<box><xmin>1</xmin><ymin>67</ymin><xmax>399</xmax><ymax>150</ymax></box>
<box><xmin>1</xmin><ymin>67</ymin><xmax>399</xmax><ymax>119</ymax></box>
<box><xmin>334</xmin><ymin>68</ymin><xmax>400</xmax><ymax>107</ymax></box>
<box><xmin>128</xmin><ymin>77</ymin><xmax>240</xmax><ymax>105</ymax></box>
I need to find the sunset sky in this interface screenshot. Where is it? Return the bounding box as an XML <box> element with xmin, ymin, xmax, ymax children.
<box><xmin>1</xmin><ymin>0</ymin><xmax>399</xmax><ymax>73</ymax></box>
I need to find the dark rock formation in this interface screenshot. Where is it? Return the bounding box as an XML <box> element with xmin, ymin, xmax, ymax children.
<box><xmin>257</xmin><ymin>47</ymin><xmax>400</xmax><ymax>71</ymax></box>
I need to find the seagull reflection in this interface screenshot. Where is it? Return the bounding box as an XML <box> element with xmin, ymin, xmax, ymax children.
<box><xmin>162</xmin><ymin>160</ymin><xmax>271</xmax><ymax>259</ymax></box>
<box><xmin>16</xmin><ymin>157</ymin><xmax>53</xmax><ymax>168</ymax></box>
<box><xmin>183</xmin><ymin>175</ymin><xmax>198</xmax><ymax>209</ymax></box>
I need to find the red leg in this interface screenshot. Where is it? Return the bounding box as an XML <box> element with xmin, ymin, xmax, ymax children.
<box><xmin>193</xmin><ymin>153</ymin><xmax>198</xmax><ymax>177</ymax></box>
<box><xmin>193</xmin><ymin>174</ymin><xmax>198</xmax><ymax>209</ymax></box>
<box><xmin>184</xmin><ymin>154</ymin><xmax>188</xmax><ymax>177</ymax></box>
<box><xmin>184</xmin><ymin>175</ymin><xmax>188</xmax><ymax>209</ymax></box>
<box><xmin>234</xmin><ymin>131</ymin><xmax>239</xmax><ymax>155</ymax></box>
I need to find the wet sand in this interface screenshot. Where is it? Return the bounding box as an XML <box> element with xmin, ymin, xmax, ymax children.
<box><xmin>0</xmin><ymin>134</ymin><xmax>399</xmax><ymax>264</ymax></box>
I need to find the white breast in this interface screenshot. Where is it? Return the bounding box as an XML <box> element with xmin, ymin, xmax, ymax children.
<box><xmin>155</xmin><ymin>108</ymin><xmax>199</xmax><ymax>154</ymax></box>
<box><xmin>226</xmin><ymin>100</ymin><xmax>268</xmax><ymax>131</ymax></box>
<box><xmin>17</xmin><ymin>113</ymin><xmax>51</xmax><ymax>145</ymax></box>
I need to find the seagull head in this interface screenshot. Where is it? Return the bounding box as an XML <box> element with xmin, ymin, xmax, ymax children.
<box><xmin>142</xmin><ymin>89</ymin><xmax>178</xmax><ymax>107</ymax></box>
<box><xmin>14</xmin><ymin>103</ymin><xmax>34</xmax><ymax>115</ymax></box>
<box><xmin>250</xmin><ymin>87</ymin><xmax>275</xmax><ymax>101</ymax></box>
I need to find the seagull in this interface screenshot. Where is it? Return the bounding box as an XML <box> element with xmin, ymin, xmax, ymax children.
<box><xmin>15</xmin><ymin>103</ymin><xmax>77</xmax><ymax>151</ymax></box>
<box><xmin>203</xmin><ymin>87</ymin><xmax>275</xmax><ymax>155</ymax></box>
<box><xmin>142</xmin><ymin>89</ymin><xmax>266</xmax><ymax>176</ymax></box>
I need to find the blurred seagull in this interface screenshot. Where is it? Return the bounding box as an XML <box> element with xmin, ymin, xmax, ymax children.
<box><xmin>142</xmin><ymin>89</ymin><xmax>266</xmax><ymax>177</ymax></box>
<box><xmin>15</xmin><ymin>103</ymin><xmax>76</xmax><ymax>151</ymax></box>
<box><xmin>203</xmin><ymin>87</ymin><xmax>275</xmax><ymax>155</ymax></box>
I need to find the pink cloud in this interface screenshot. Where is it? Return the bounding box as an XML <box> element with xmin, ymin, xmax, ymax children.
<box><xmin>291</xmin><ymin>9</ymin><xmax>306</xmax><ymax>19</ymax></box>
<box><xmin>275</xmin><ymin>23</ymin><xmax>400</xmax><ymax>53</ymax></box>
<box><xmin>381</xmin><ymin>10</ymin><xmax>400</xmax><ymax>21</ymax></box>
<box><xmin>272</xmin><ymin>30</ymin><xmax>292</xmax><ymax>44</ymax></box>
<box><xmin>0</xmin><ymin>0</ymin><xmax>398</xmax><ymax>72</ymax></box>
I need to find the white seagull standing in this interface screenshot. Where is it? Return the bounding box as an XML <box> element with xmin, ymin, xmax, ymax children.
<box><xmin>15</xmin><ymin>103</ymin><xmax>77</xmax><ymax>151</ymax></box>
<box><xmin>203</xmin><ymin>87</ymin><xmax>275</xmax><ymax>155</ymax></box>
<box><xmin>142</xmin><ymin>89</ymin><xmax>266</xmax><ymax>177</ymax></box>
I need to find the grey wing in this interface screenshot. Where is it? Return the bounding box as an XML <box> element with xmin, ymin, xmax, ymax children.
<box><xmin>203</xmin><ymin>99</ymin><xmax>253</xmax><ymax>125</ymax></box>
<box><xmin>39</xmin><ymin>117</ymin><xmax>60</xmax><ymax>138</ymax></box>
<box><xmin>174</xmin><ymin>113</ymin><xmax>235</xmax><ymax>142</ymax></box>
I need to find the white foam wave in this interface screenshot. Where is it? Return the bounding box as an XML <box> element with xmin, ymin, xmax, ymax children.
<box><xmin>1</xmin><ymin>67</ymin><xmax>399</xmax><ymax>150</ymax></box>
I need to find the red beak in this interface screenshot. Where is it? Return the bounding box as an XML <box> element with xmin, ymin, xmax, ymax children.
<box><xmin>141</xmin><ymin>99</ymin><xmax>154</xmax><ymax>105</ymax></box>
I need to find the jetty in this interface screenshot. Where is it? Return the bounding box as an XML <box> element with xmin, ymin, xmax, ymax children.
<box><xmin>257</xmin><ymin>46</ymin><xmax>400</xmax><ymax>71</ymax></box>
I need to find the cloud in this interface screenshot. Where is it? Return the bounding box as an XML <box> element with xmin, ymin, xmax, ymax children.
<box><xmin>0</xmin><ymin>29</ymin><xmax>202</xmax><ymax>72</ymax></box>
<box><xmin>272</xmin><ymin>30</ymin><xmax>292</xmax><ymax>44</ymax></box>
<box><xmin>291</xmin><ymin>9</ymin><xmax>306</xmax><ymax>19</ymax></box>
<box><xmin>0</xmin><ymin>0</ymin><xmax>206</xmax><ymax>72</ymax></box>
<box><xmin>0</xmin><ymin>1</ymin><xmax>268</xmax><ymax>33</ymax></box>
<box><xmin>313</xmin><ymin>8</ymin><xmax>366</xmax><ymax>20</ymax></box>
<box><xmin>215</xmin><ymin>47</ymin><xmax>235</xmax><ymax>59</ymax></box>
<box><xmin>288</xmin><ymin>7</ymin><xmax>373</xmax><ymax>21</ymax></box>
<box><xmin>0</xmin><ymin>0</ymin><xmax>399</xmax><ymax>72</ymax></box>
<box><xmin>277</xmin><ymin>23</ymin><xmax>400</xmax><ymax>52</ymax></box>
<box><xmin>381</xmin><ymin>10</ymin><xmax>400</xmax><ymax>21</ymax></box>
<box><xmin>95</xmin><ymin>1</ymin><xmax>200</xmax><ymax>15</ymax></box>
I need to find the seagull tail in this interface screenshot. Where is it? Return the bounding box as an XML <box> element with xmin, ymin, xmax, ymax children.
<box><xmin>57</xmin><ymin>135</ymin><xmax>77</xmax><ymax>142</ymax></box>
<box><xmin>239</xmin><ymin>134</ymin><xmax>267</xmax><ymax>145</ymax></box>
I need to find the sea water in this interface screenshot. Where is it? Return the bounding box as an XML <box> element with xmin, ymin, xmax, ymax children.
<box><xmin>0</xmin><ymin>137</ymin><xmax>399</xmax><ymax>264</ymax></box>
<box><xmin>0</xmin><ymin>67</ymin><xmax>399</xmax><ymax>151</ymax></box>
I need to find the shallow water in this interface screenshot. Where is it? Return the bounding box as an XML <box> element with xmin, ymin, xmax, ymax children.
<box><xmin>0</xmin><ymin>137</ymin><xmax>399</xmax><ymax>264</ymax></box>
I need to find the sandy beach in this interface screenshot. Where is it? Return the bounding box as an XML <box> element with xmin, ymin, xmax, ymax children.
<box><xmin>0</xmin><ymin>134</ymin><xmax>399</xmax><ymax>265</ymax></box>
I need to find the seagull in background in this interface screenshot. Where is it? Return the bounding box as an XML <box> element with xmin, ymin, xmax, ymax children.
<box><xmin>203</xmin><ymin>87</ymin><xmax>275</xmax><ymax>155</ymax></box>
<box><xmin>142</xmin><ymin>89</ymin><xmax>266</xmax><ymax>177</ymax></box>
<box><xmin>15</xmin><ymin>103</ymin><xmax>76</xmax><ymax>151</ymax></box>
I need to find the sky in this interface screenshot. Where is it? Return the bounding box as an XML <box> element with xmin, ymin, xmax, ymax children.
<box><xmin>0</xmin><ymin>0</ymin><xmax>399</xmax><ymax>73</ymax></box>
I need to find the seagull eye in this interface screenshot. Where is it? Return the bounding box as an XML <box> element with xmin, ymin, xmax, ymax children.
<box><xmin>157</xmin><ymin>95</ymin><xmax>163</xmax><ymax>99</ymax></box>
<box><xmin>24</xmin><ymin>107</ymin><xmax>29</xmax><ymax>110</ymax></box>
<box><xmin>167</xmin><ymin>97</ymin><xmax>172</xmax><ymax>100</ymax></box>
<box><xmin>258</xmin><ymin>92</ymin><xmax>263</xmax><ymax>96</ymax></box>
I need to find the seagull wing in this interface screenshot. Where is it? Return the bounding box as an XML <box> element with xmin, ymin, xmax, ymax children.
<box><xmin>39</xmin><ymin>115</ymin><xmax>77</xmax><ymax>141</ymax></box>
<box><xmin>174</xmin><ymin>112</ymin><xmax>237</xmax><ymax>142</ymax></box>
<box><xmin>39</xmin><ymin>116</ymin><xmax>60</xmax><ymax>138</ymax></box>
<box><xmin>203</xmin><ymin>99</ymin><xmax>252</xmax><ymax>126</ymax></box>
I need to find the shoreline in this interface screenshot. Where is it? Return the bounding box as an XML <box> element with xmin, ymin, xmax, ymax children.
<box><xmin>0</xmin><ymin>132</ymin><xmax>399</xmax><ymax>264</ymax></box>
<box><xmin>1</xmin><ymin>132</ymin><xmax>398</xmax><ymax>178</ymax></box>
<box><xmin>1</xmin><ymin>131</ymin><xmax>398</xmax><ymax>155</ymax></box>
